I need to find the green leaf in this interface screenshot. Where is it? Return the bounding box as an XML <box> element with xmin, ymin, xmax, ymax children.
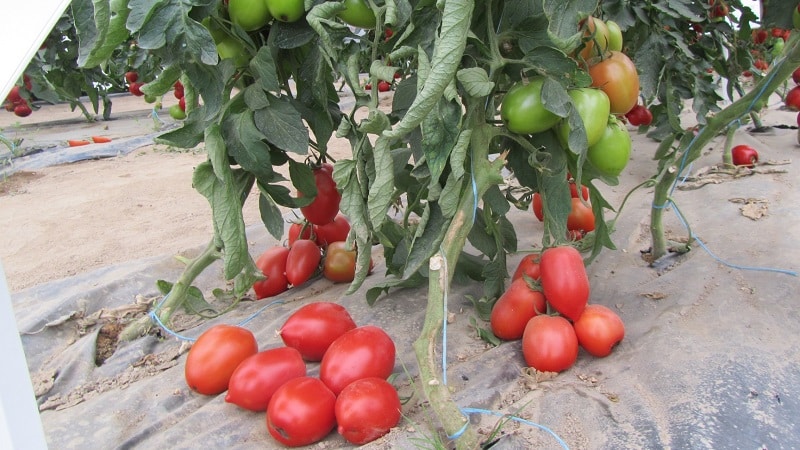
<box><xmin>467</xmin><ymin>209</ymin><xmax>497</xmax><ymax>259</ymax></box>
<box><xmin>75</xmin><ymin>0</ymin><xmax>132</xmax><ymax>68</ymax></box>
<box><xmin>244</xmin><ymin>85</ymin><xmax>271</xmax><ymax>110</ymax></box>
<box><xmin>254</xmin><ymin>96</ymin><xmax>309</xmax><ymax>154</ymax></box>
<box><xmin>368</xmin><ymin>138</ymin><xmax>395</xmax><ymax>228</ymax></box>
<box><xmin>422</xmin><ymin>97</ymin><xmax>461</xmax><ymax>187</ymax></box>
<box><xmin>522</xmin><ymin>46</ymin><xmax>579</xmax><ymax>80</ymax></box>
<box><xmin>365</xmin><ymin>272</ymin><xmax>426</xmax><ymax>305</ymax></box>
<box><xmin>541</xmin><ymin>77</ymin><xmax>572</xmax><ymax>117</ymax></box>
<box><xmin>288</xmin><ymin>159</ymin><xmax>316</xmax><ymax>197</ymax></box>
<box><xmin>403</xmin><ymin>203</ymin><xmax>446</xmax><ymax>280</ymax></box>
<box><xmin>251</xmin><ymin>47</ymin><xmax>281</xmax><ymax>93</ymax></box>
<box><xmin>457</xmin><ymin>68</ymin><xmax>495</xmax><ymax>97</ymax></box>
<box><xmin>141</xmin><ymin>65</ymin><xmax>182</xmax><ymax>97</ymax></box>
<box><xmin>258</xmin><ymin>188</ymin><xmax>287</xmax><ymax>241</ymax></box>
<box><xmin>129</xmin><ymin>0</ymin><xmax>218</xmax><ymax>66</ymax></box>
<box><xmin>543</xmin><ymin>0</ymin><xmax>598</xmax><ymax>43</ymax></box>
<box><xmin>222</xmin><ymin>108</ymin><xmax>275</xmax><ymax>182</ymax></box>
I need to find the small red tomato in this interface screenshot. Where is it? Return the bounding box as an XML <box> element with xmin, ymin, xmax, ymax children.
<box><xmin>522</xmin><ymin>315</ymin><xmax>579</xmax><ymax>373</ymax></box>
<box><xmin>335</xmin><ymin>377</ymin><xmax>402</xmax><ymax>445</ymax></box>
<box><xmin>124</xmin><ymin>71</ymin><xmax>139</xmax><ymax>83</ymax></box>
<box><xmin>377</xmin><ymin>80</ymin><xmax>391</xmax><ymax>92</ymax></box>
<box><xmin>91</xmin><ymin>136</ymin><xmax>112</xmax><ymax>143</ymax></box>
<box><xmin>569</xmin><ymin>183</ymin><xmax>590</xmax><ymax>200</ymax></box>
<box><xmin>129</xmin><ymin>82</ymin><xmax>144</xmax><ymax>96</ymax></box>
<box><xmin>253</xmin><ymin>246</ymin><xmax>290</xmax><ymax>299</ymax></box>
<box><xmin>573</xmin><ymin>304</ymin><xmax>625</xmax><ymax>357</ymax></box>
<box><xmin>225</xmin><ymin>347</ymin><xmax>307</xmax><ymax>411</ymax></box>
<box><xmin>320</xmin><ymin>325</ymin><xmax>396</xmax><ymax>395</ymax></box>
<box><xmin>6</xmin><ymin>86</ymin><xmax>23</xmax><ymax>105</ymax></box>
<box><xmin>384</xmin><ymin>28</ymin><xmax>394</xmax><ymax>40</ymax></box>
<box><xmin>67</xmin><ymin>139</ymin><xmax>91</xmax><ymax>147</ymax></box>
<box><xmin>266</xmin><ymin>377</ymin><xmax>337</xmax><ymax>447</ymax></box>
<box><xmin>531</xmin><ymin>192</ymin><xmax>544</xmax><ymax>222</ymax></box>
<box><xmin>323</xmin><ymin>241</ymin><xmax>372</xmax><ymax>283</ymax></box>
<box><xmin>285</xmin><ymin>239</ymin><xmax>321</xmax><ymax>286</ymax></box>
<box><xmin>14</xmin><ymin>104</ymin><xmax>32</xmax><ymax>117</ymax></box>
<box><xmin>785</xmin><ymin>85</ymin><xmax>800</xmax><ymax>110</ymax></box>
<box><xmin>792</xmin><ymin>67</ymin><xmax>800</xmax><ymax>84</ymax></box>
<box><xmin>184</xmin><ymin>325</ymin><xmax>258</xmax><ymax>395</ymax></box>
<box><xmin>490</xmin><ymin>278</ymin><xmax>547</xmax><ymax>340</ymax></box>
<box><xmin>179</xmin><ymin>96</ymin><xmax>186</xmax><ymax>112</ymax></box>
<box><xmin>313</xmin><ymin>213</ymin><xmax>350</xmax><ymax>246</ymax></box>
<box><xmin>731</xmin><ymin>144</ymin><xmax>759</xmax><ymax>168</ymax></box>
<box><xmin>279</xmin><ymin>302</ymin><xmax>357</xmax><ymax>361</ymax></box>
<box><xmin>512</xmin><ymin>253</ymin><xmax>541</xmax><ymax>281</ymax></box>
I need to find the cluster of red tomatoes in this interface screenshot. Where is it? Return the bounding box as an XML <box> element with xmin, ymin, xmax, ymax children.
<box><xmin>490</xmin><ymin>246</ymin><xmax>625</xmax><ymax>373</ymax></box>
<box><xmin>531</xmin><ymin>179</ymin><xmax>595</xmax><ymax>241</ymax></box>
<box><xmin>4</xmin><ymin>76</ymin><xmax>34</xmax><ymax>118</ymax></box>
<box><xmin>184</xmin><ymin>302</ymin><xmax>400</xmax><ymax>446</ymax></box>
<box><xmin>253</xmin><ymin>163</ymin><xmax>372</xmax><ymax>299</ymax></box>
<box><xmin>126</xmin><ymin>71</ymin><xmax>188</xmax><ymax>120</ymax></box>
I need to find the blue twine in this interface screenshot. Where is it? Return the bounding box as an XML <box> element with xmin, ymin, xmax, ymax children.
<box><xmin>448</xmin><ymin>408</ymin><xmax>570</xmax><ymax>449</ymax></box>
<box><xmin>440</xmin><ymin>245</ymin><xmax>450</xmax><ymax>386</ymax></box>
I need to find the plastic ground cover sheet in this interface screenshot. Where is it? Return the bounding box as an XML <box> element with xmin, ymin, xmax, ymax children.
<box><xmin>12</xmin><ymin>128</ymin><xmax>800</xmax><ymax>449</ymax></box>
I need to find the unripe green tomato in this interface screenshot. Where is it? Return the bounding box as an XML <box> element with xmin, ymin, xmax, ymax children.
<box><xmin>793</xmin><ymin>5</ymin><xmax>800</xmax><ymax>29</ymax></box>
<box><xmin>500</xmin><ymin>78</ymin><xmax>560</xmax><ymax>135</ymax></box>
<box><xmin>169</xmin><ymin>104</ymin><xmax>187</xmax><ymax>120</ymax></box>
<box><xmin>771</xmin><ymin>38</ymin><xmax>785</xmax><ymax>59</ymax></box>
<box><xmin>337</xmin><ymin>0</ymin><xmax>377</xmax><ymax>29</ymax></box>
<box><xmin>144</xmin><ymin>94</ymin><xmax>157</xmax><ymax>104</ymax></box>
<box><xmin>216</xmin><ymin>37</ymin><xmax>249</xmax><ymax>67</ymax></box>
<box><xmin>587</xmin><ymin>117</ymin><xmax>631</xmax><ymax>177</ymax></box>
<box><xmin>606</xmin><ymin>20</ymin><xmax>623</xmax><ymax>52</ymax></box>
<box><xmin>266</xmin><ymin>0</ymin><xmax>305</xmax><ymax>23</ymax></box>
<box><xmin>228</xmin><ymin>0</ymin><xmax>273</xmax><ymax>30</ymax></box>
<box><xmin>557</xmin><ymin>88</ymin><xmax>611</xmax><ymax>149</ymax></box>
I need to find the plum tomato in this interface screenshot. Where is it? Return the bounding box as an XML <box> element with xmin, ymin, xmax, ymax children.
<box><xmin>785</xmin><ymin>85</ymin><xmax>800</xmax><ymax>111</ymax></box>
<box><xmin>285</xmin><ymin>239</ymin><xmax>321</xmax><ymax>287</ymax></box>
<box><xmin>288</xmin><ymin>221</ymin><xmax>313</xmax><ymax>246</ymax></box>
<box><xmin>557</xmin><ymin>88</ymin><xmax>611</xmax><ymax>149</ymax></box>
<box><xmin>299</xmin><ymin>163</ymin><xmax>341</xmax><ymax>226</ymax></box>
<box><xmin>512</xmin><ymin>253</ymin><xmax>541</xmax><ymax>281</ymax></box>
<box><xmin>225</xmin><ymin>347</ymin><xmax>307</xmax><ymax>411</ymax></box>
<box><xmin>731</xmin><ymin>144</ymin><xmax>759</xmax><ymax>168</ymax></box>
<box><xmin>539</xmin><ymin>246</ymin><xmax>590</xmax><ymax>321</ymax></box>
<box><xmin>323</xmin><ymin>241</ymin><xmax>372</xmax><ymax>283</ymax></box>
<box><xmin>587</xmin><ymin>116</ymin><xmax>632</xmax><ymax>178</ymax></box>
<box><xmin>500</xmin><ymin>77</ymin><xmax>561</xmax><ymax>135</ymax></box>
<box><xmin>572</xmin><ymin>304</ymin><xmax>625</xmax><ymax>357</ymax></box>
<box><xmin>253</xmin><ymin>246</ymin><xmax>290</xmax><ymax>299</ymax></box>
<box><xmin>335</xmin><ymin>377</ymin><xmax>402</xmax><ymax>445</ymax></box>
<box><xmin>337</xmin><ymin>0</ymin><xmax>377</xmax><ymax>29</ymax></box>
<box><xmin>522</xmin><ymin>315</ymin><xmax>579</xmax><ymax>373</ymax></box>
<box><xmin>266</xmin><ymin>377</ymin><xmax>337</xmax><ymax>447</ymax></box>
<box><xmin>184</xmin><ymin>325</ymin><xmax>258</xmax><ymax>395</ymax></box>
<box><xmin>279</xmin><ymin>302</ymin><xmax>357</xmax><ymax>361</ymax></box>
<box><xmin>588</xmin><ymin>51</ymin><xmax>640</xmax><ymax>115</ymax></box>
<box><xmin>319</xmin><ymin>325</ymin><xmax>396</xmax><ymax>395</ymax></box>
<box><xmin>313</xmin><ymin>213</ymin><xmax>350</xmax><ymax>247</ymax></box>
<box><xmin>490</xmin><ymin>278</ymin><xmax>547</xmax><ymax>340</ymax></box>
<box><xmin>566</xmin><ymin>197</ymin><xmax>595</xmax><ymax>234</ymax></box>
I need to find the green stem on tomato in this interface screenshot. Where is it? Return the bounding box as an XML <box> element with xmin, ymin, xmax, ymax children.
<box><xmin>721</xmin><ymin>124</ymin><xmax>736</xmax><ymax>166</ymax></box>
<box><xmin>649</xmin><ymin>33</ymin><xmax>800</xmax><ymax>261</ymax></box>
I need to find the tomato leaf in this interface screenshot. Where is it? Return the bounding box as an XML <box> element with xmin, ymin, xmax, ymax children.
<box><xmin>403</xmin><ymin>203</ymin><xmax>446</xmax><ymax>280</ymax></box>
<box><xmin>367</xmin><ymin>137</ymin><xmax>395</xmax><ymax>228</ymax></box>
<box><xmin>288</xmin><ymin>159</ymin><xmax>317</xmax><ymax>198</ymax></box>
<box><xmin>257</xmin><ymin>189</ymin><xmax>286</xmax><ymax>241</ymax></box>
<box><xmin>251</xmin><ymin>47</ymin><xmax>281</xmax><ymax>93</ymax></box>
<box><xmin>365</xmin><ymin>272</ymin><xmax>426</xmax><ymax>305</ymax></box>
<box><xmin>222</xmin><ymin>108</ymin><xmax>275</xmax><ymax>182</ymax></box>
<box><xmin>254</xmin><ymin>96</ymin><xmax>309</xmax><ymax>154</ymax></box>
<box><xmin>73</xmin><ymin>0</ymin><xmax>131</xmax><ymax>68</ymax></box>
<box><xmin>522</xmin><ymin>47</ymin><xmax>580</xmax><ymax>81</ymax></box>
<box><xmin>141</xmin><ymin>65</ymin><xmax>182</xmax><ymax>97</ymax></box>
<box><xmin>422</xmin><ymin>98</ymin><xmax>461</xmax><ymax>186</ymax></box>
<box><xmin>268</xmin><ymin>20</ymin><xmax>318</xmax><ymax>49</ymax></box>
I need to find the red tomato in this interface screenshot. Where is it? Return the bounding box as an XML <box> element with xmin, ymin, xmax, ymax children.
<box><xmin>225</xmin><ymin>347</ymin><xmax>307</xmax><ymax>411</ymax></box>
<box><xmin>319</xmin><ymin>325</ymin><xmax>396</xmax><ymax>395</ymax></box>
<box><xmin>299</xmin><ymin>163</ymin><xmax>341</xmax><ymax>225</ymax></box>
<box><xmin>129</xmin><ymin>82</ymin><xmax>144</xmax><ymax>96</ymax></box>
<box><xmin>91</xmin><ymin>136</ymin><xmax>112</xmax><ymax>143</ymax></box>
<box><xmin>67</xmin><ymin>139</ymin><xmax>91</xmax><ymax>147</ymax></box>
<box><xmin>570</xmin><ymin>183</ymin><xmax>590</xmax><ymax>200</ymax></box>
<box><xmin>378</xmin><ymin>80</ymin><xmax>391</xmax><ymax>92</ymax></box>
<box><xmin>178</xmin><ymin>96</ymin><xmax>186</xmax><ymax>111</ymax></box>
<box><xmin>323</xmin><ymin>241</ymin><xmax>372</xmax><ymax>283</ymax></box>
<box><xmin>490</xmin><ymin>278</ymin><xmax>547</xmax><ymax>340</ymax></box>
<box><xmin>539</xmin><ymin>246</ymin><xmax>590</xmax><ymax>321</ymax></box>
<box><xmin>588</xmin><ymin>51</ymin><xmax>640</xmax><ymax>114</ymax></box>
<box><xmin>184</xmin><ymin>325</ymin><xmax>258</xmax><ymax>395</ymax></box>
<box><xmin>124</xmin><ymin>71</ymin><xmax>139</xmax><ymax>83</ymax></box>
<box><xmin>279</xmin><ymin>302</ymin><xmax>357</xmax><ymax>361</ymax></box>
<box><xmin>793</xmin><ymin>67</ymin><xmax>800</xmax><ymax>84</ymax></box>
<box><xmin>266</xmin><ymin>377</ymin><xmax>337</xmax><ymax>447</ymax></box>
<box><xmin>786</xmin><ymin>86</ymin><xmax>800</xmax><ymax>110</ymax></box>
<box><xmin>731</xmin><ymin>144</ymin><xmax>759</xmax><ymax>168</ymax></box>
<box><xmin>566</xmin><ymin>198</ymin><xmax>595</xmax><ymax>233</ymax></box>
<box><xmin>625</xmin><ymin>104</ymin><xmax>653</xmax><ymax>126</ymax></box>
<box><xmin>14</xmin><ymin>104</ymin><xmax>32</xmax><ymax>117</ymax></box>
<box><xmin>573</xmin><ymin>304</ymin><xmax>625</xmax><ymax>357</ymax></box>
<box><xmin>253</xmin><ymin>246</ymin><xmax>290</xmax><ymax>299</ymax></box>
<box><xmin>288</xmin><ymin>221</ymin><xmax>314</xmax><ymax>246</ymax></box>
<box><xmin>286</xmin><ymin>239</ymin><xmax>321</xmax><ymax>286</ymax></box>
<box><xmin>313</xmin><ymin>213</ymin><xmax>351</xmax><ymax>246</ymax></box>
<box><xmin>512</xmin><ymin>253</ymin><xmax>541</xmax><ymax>281</ymax></box>
<box><xmin>335</xmin><ymin>377</ymin><xmax>402</xmax><ymax>445</ymax></box>
<box><xmin>532</xmin><ymin>192</ymin><xmax>544</xmax><ymax>222</ymax></box>
<box><xmin>521</xmin><ymin>315</ymin><xmax>579</xmax><ymax>373</ymax></box>
<box><xmin>6</xmin><ymin>86</ymin><xmax>23</xmax><ymax>105</ymax></box>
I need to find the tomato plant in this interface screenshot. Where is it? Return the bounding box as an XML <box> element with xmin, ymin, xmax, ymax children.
<box><xmin>539</xmin><ymin>246</ymin><xmax>590</xmax><ymax>321</ymax></box>
<box><xmin>731</xmin><ymin>144</ymin><xmax>759</xmax><ymax>167</ymax></box>
<box><xmin>573</xmin><ymin>304</ymin><xmax>625</xmax><ymax>358</ymax></box>
<box><xmin>225</xmin><ymin>347</ymin><xmax>307</xmax><ymax>411</ymax></box>
<box><xmin>253</xmin><ymin>246</ymin><xmax>290</xmax><ymax>299</ymax></box>
<box><xmin>299</xmin><ymin>164</ymin><xmax>341</xmax><ymax>226</ymax></box>
<box><xmin>185</xmin><ymin>325</ymin><xmax>258</xmax><ymax>395</ymax></box>
<box><xmin>490</xmin><ymin>278</ymin><xmax>547</xmax><ymax>341</ymax></box>
<box><xmin>319</xmin><ymin>325</ymin><xmax>396</xmax><ymax>395</ymax></box>
<box><xmin>521</xmin><ymin>315</ymin><xmax>579</xmax><ymax>373</ymax></box>
<box><xmin>335</xmin><ymin>377</ymin><xmax>402</xmax><ymax>445</ymax></box>
<box><xmin>285</xmin><ymin>239</ymin><xmax>321</xmax><ymax>286</ymax></box>
<box><xmin>279</xmin><ymin>302</ymin><xmax>357</xmax><ymax>361</ymax></box>
<box><xmin>266</xmin><ymin>377</ymin><xmax>337</xmax><ymax>447</ymax></box>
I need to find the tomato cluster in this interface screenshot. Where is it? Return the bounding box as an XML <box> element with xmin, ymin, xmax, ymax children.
<box><xmin>183</xmin><ymin>302</ymin><xmax>400</xmax><ymax>446</ymax></box>
<box><xmin>490</xmin><ymin>246</ymin><xmax>625</xmax><ymax>373</ymax></box>
<box><xmin>4</xmin><ymin>76</ymin><xmax>34</xmax><ymax>118</ymax></box>
<box><xmin>170</xmin><ymin>80</ymin><xmax>187</xmax><ymax>120</ymax></box>
<box><xmin>531</xmin><ymin>179</ymin><xmax>595</xmax><ymax>240</ymax></box>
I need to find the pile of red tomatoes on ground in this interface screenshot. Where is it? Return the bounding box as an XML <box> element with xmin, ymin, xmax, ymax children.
<box><xmin>184</xmin><ymin>302</ymin><xmax>400</xmax><ymax>446</ymax></box>
<box><xmin>490</xmin><ymin>245</ymin><xmax>625</xmax><ymax>373</ymax></box>
<box><xmin>253</xmin><ymin>162</ymin><xmax>372</xmax><ymax>300</ymax></box>
<box><xmin>4</xmin><ymin>76</ymin><xmax>34</xmax><ymax>118</ymax></box>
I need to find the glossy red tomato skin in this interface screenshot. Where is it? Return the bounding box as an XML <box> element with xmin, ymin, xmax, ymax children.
<box><xmin>266</xmin><ymin>377</ymin><xmax>337</xmax><ymax>447</ymax></box>
<box><xmin>288</xmin><ymin>221</ymin><xmax>313</xmax><ymax>246</ymax></box>
<box><xmin>521</xmin><ymin>315</ymin><xmax>579</xmax><ymax>373</ymax></box>
<box><xmin>184</xmin><ymin>325</ymin><xmax>258</xmax><ymax>395</ymax></box>
<box><xmin>532</xmin><ymin>192</ymin><xmax>544</xmax><ymax>221</ymax></box>
<box><xmin>225</xmin><ymin>347</ymin><xmax>307</xmax><ymax>411</ymax></box>
<box><xmin>279</xmin><ymin>302</ymin><xmax>357</xmax><ymax>361</ymax></box>
<box><xmin>570</xmin><ymin>183</ymin><xmax>590</xmax><ymax>200</ymax></box>
<box><xmin>512</xmin><ymin>253</ymin><xmax>541</xmax><ymax>281</ymax></box>
<box><xmin>566</xmin><ymin>198</ymin><xmax>596</xmax><ymax>233</ymax></box>
<box><xmin>377</xmin><ymin>80</ymin><xmax>391</xmax><ymax>92</ymax></box>
<box><xmin>300</xmin><ymin>163</ymin><xmax>341</xmax><ymax>225</ymax></box>
<box><xmin>490</xmin><ymin>278</ymin><xmax>547</xmax><ymax>340</ymax></box>
<box><xmin>573</xmin><ymin>304</ymin><xmax>625</xmax><ymax>357</ymax></box>
<box><xmin>335</xmin><ymin>377</ymin><xmax>402</xmax><ymax>445</ymax></box>
<box><xmin>313</xmin><ymin>213</ymin><xmax>351</xmax><ymax>247</ymax></box>
<box><xmin>253</xmin><ymin>246</ymin><xmax>290</xmax><ymax>299</ymax></box>
<box><xmin>285</xmin><ymin>239</ymin><xmax>321</xmax><ymax>286</ymax></box>
<box><xmin>539</xmin><ymin>246</ymin><xmax>590</xmax><ymax>321</ymax></box>
<box><xmin>319</xmin><ymin>325</ymin><xmax>396</xmax><ymax>395</ymax></box>
<box><xmin>731</xmin><ymin>144</ymin><xmax>759</xmax><ymax>168</ymax></box>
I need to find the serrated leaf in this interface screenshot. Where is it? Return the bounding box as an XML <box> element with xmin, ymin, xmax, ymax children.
<box><xmin>254</xmin><ymin>96</ymin><xmax>309</xmax><ymax>154</ymax></box>
<box><xmin>367</xmin><ymin>137</ymin><xmax>395</xmax><ymax>228</ymax></box>
<box><xmin>130</xmin><ymin>0</ymin><xmax>218</xmax><ymax>66</ymax></box>
<box><xmin>251</xmin><ymin>47</ymin><xmax>281</xmax><ymax>92</ymax></box>
<box><xmin>288</xmin><ymin>159</ymin><xmax>316</xmax><ymax>197</ymax></box>
<box><xmin>522</xmin><ymin>46</ymin><xmax>579</xmax><ymax>79</ymax></box>
<box><xmin>541</xmin><ymin>77</ymin><xmax>572</xmax><ymax>117</ymax></box>
<box><xmin>258</xmin><ymin>188</ymin><xmax>286</xmax><ymax>241</ymax></box>
<box><xmin>457</xmin><ymin>68</ymin><xmax>495</xmax><ymax>97</ymax></box>
<box><xmin>222</xmin><ymin>108</ymin><xmax>275</xmax><ymax>182</ymax></box>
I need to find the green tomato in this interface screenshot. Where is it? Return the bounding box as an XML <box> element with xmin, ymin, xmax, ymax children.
<box><xmin>228</xmin><ymin>0</ymin><xmax>273</xmax><ymax>31</ymax></box>
<box><xmin>169</xmin><ymin>104</ymin><xmax>187</xmax><ymax>120</ymax></box>
<box><xmin>586</xmin><ymin>116</ymin><xmax>631</xmax><ymax>177</ymax></box>
<box><xmin>500</xmin><ymin>78</ymin><xmax>560</xmax><ymax>135</ymax></box>
<box><xmin>266</xmin><ymin>0</ymin><xmax>305</xmax><ymax>23</ymax></box>
<box><xmin>606</xmin><ymin>20</ymin><xmax>623</xmax><ymax>52</ymax></box>
<box><xmin>557</xmin><ymin>88</ymin><xmax>611</xmax><ymax>149</ymax></box>
<box><xmin>144</xmin><ymin>94</ymin><xmax>157</xmax><ymax>104</ymax></box>
<box><xmin>202</xmin><ymin>17</ymin><xmax>228</xmax><ymax>43</ymax></box>
<box><xmin>337</xmin><ymin>0</ymin><xmax>377</xmax><ymax>29</ymax></box>
<box><xmin>771</xmin><ymin>38</ymin><xmax>785</xmax><ymax>59</ymax></box>
<box><xmin>794</xmin><ymin>5</ymin><xmax>800</xmax><ymax>29</ymax></box>
<box><xmin>216</xmin><ymin>37</ymin><xmax>249</xmax><ymax>67</ymax></box>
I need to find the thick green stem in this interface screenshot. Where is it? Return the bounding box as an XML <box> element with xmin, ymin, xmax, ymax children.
<box><xmin>413</xmin><ymin>121</ymin><xmax>505</xmax><ymax>449</ymax></box>
<box><xmin>120</xmin><ymin>239</ymin><xmax>222</xmax><ymax>341</ymax></box>
<box><xmin>649</xmin><ymin>33</ymin><xmax>800</xmax><ymax>260</ymax></box>
<box><xmin>721</xmin><ymin>124</ymin><xmax>737</xmax><ymax>166</ymax></box>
